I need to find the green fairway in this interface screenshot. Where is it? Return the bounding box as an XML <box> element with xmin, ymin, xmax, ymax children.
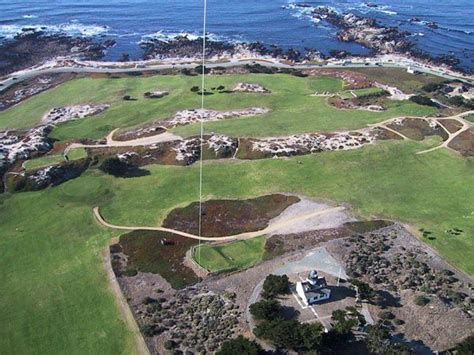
<box><xmin>0</xmin><ymin>73</ymin><xmax>435</xmax><ymax>141</ymax></box>
<box><xmin>0</xmin><ymin>70</ymin><xmax>471</xmax><ymax>354</ymax></box>
<box><xmin>193</xmin><ymin>237</ymin><xmax>266</xmax><ymax>272</ymax></box>
<box><xmin>23</xmin><ymin>148</ymin><xmax>87</xmax><ymax>171</ymax></box>
<box><xmin>96</xmin><ymin>140</ymin><xmax>473</xmax><ymax>275</ymax></box>
<box><xmin>0</xmin><ymin>185</ymin><xmax>136</xmax><ymax>354</ymax></box>
<box><xmin>339</xmin><ymin>87</ymin><xmax>385</xmax><ymax>99</ymax></box>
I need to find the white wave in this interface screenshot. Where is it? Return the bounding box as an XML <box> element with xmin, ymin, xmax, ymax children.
<box><xmin>22</xmin><ymin>14</ymin><xmax>38</xmax><ymax>19</ymax></box>
<box><xmin>140</xmin><ymin>30</ymin><xmax>243</xmax><ymax>44</ymax></box>
<box><xmin>0</xmin><ymin>22</ymin><xmax>108</xmax><ymax>40</ymax></box>
<box><xmin>356</xmin><ymin>3</ymin><xmax>397</xmax><ymax>16</ymax></box>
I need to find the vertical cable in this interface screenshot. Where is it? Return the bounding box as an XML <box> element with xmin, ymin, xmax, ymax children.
<box><xmin>197</xmin><ymin>0</ymin><xmax>207</xmax><ymax>276</ymax></box>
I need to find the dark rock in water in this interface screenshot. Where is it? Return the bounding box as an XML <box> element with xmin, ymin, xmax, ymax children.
<box><xmin>139</xmin><ymin>35</ymin><xmax>305</xmax><ymax>62</ymax></box>
<box><xmin>365</xmin><ymin>2</ymin><xmax>378</xmax><ymax>8</ymax></box>
<box><xmin>426</xmin><ymin>21</ymin><xmax>439</xmax><ymax>29</ymax></box>
<box><xmin>0</xmin><ymin>30</ymin><xmax>112</xmax><ymax>76</ymax></box>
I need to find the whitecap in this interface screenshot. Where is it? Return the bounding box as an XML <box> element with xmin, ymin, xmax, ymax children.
<box><xmin>140</xmin><ymin>30</ymin><xmax>243</xmax><ymax>45</ymax></box>
<box><xmin>0</xmin><ymin>22</ymin><xmax>109</xmax><ymax>40</ymax></box>
<box><xmin>22</xmin><ymin>14</ymin><xmax>38</xmax><ymax>19</ymax></box>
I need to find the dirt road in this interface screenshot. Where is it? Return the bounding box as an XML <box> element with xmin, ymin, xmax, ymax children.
<box><xmin>93</xmin><ymin>206</ymin><xmax>346</xmax><ymax>241</ymax></box>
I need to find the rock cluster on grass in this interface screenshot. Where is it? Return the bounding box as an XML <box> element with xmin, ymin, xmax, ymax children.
<box><xmin>41</xmin><ymin>104</ymin><xmax>109</xmax><ymax>125</ymax></box>
<box><xmin>342</xmin><ymin>225</ymin><xmax>472</xmax><ymax>311</ymax></box>
<box><xmin>1</xmin><ymin>104</ymin><xmax>108</xmax><ymax>171</ymax></box>
<box><xmin>163</xmin><ymin>107</ymin><xmax>270</xmax><ymax>128</ymax></box>
<box><xmin>136</xmin><ymin>288</ymin><xmax>241</xmax><ymax>354</ymax></box>
<box><xmin>144</xmin><ymin>91</ymin><xmax>169</xmax><ymax>99</ymax></box>
<box><xmin>7</xmin><ymin>159</ymin><xmax>89</xmax><ymax>192</ymax></box>
<box><xmin>233</xmin><ymin>83</ymin><xmax>270</xmax><ymax>94</ymax></box>
<box><xmin>0</xmin><ymin>126</ymin><xmax>52</xmax><ymax>169</ymax></box>
<box><xmin>246</xmin><ymin>131</ymin><xmax>375</xmax><ymax>157</ymax></box>
<box><xmin>173</xmin><ymin>134</ymin><xmax>237</xmax><ymax>162</ymax></box>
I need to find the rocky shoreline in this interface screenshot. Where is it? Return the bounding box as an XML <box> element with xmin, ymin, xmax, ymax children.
<box><xmin>139</xmin><ymin>35</ymin><xmax>320</xmax><ymax>63</ymax></box>
<box><xmin>308</xmin><ymin>6</ymin><xmax>462</xmax><ymax>70</ymax></box>
<box><xmin>0</xmin><ymin>13</ymin><xmax>470</xmax><ymax>79</ymax></box>
<box><xmin>0</xmin><ymin>30</ymin><xmax>115</xmax><ymax>76</ymax></box>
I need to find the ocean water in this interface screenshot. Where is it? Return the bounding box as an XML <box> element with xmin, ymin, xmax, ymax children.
<box><xmin>0</xmin><ymin>0</ymin><xmax>472</xmax><ymax>71</ymax></box>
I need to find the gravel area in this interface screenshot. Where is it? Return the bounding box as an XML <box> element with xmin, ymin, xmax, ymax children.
<box><xmin>267</xmin><ymin>198</ymin><xmax>355</xmax><ymax>236</ymax></box>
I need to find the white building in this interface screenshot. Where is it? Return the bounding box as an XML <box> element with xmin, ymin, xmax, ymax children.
<box><xmin>296</xmin><ymin>270</ymin><xmax>331</xmax><ymax>306</ymax></box>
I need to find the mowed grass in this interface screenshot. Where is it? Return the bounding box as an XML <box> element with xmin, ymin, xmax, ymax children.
<box><xmin>23</xmin><ymin>147</ymin><xmax>87</xmax><ymax>171</ymax></box>
<box><xmin>339</xmin><ymin>87</ymin><xmax>385</xmax><ymax>99</ymax></box>
<box><xmin>1</xmin><ymin>133</ymin><xmax>473</xmax><ymax>354</ymax></box>
<box><xmin>97</xmin><ymin>140</ymin><xmax>474</xmax><ymax>275</ymax></box>
<box><xmin>0</xmin><ymin>70</ymin><xmax>469</xmax><ymax>353</ymax></box>
<box><xmin>193</xmin><ymin>237</ymin><xmax>266</xmax><ymax>272</ymax></box>
<box><xmin>0</xmin><ymin>73</ymin><xmax>435</xmax><ymax>141</ymax></box>
<box><xmin>0</xmin><ymin>181</ymin><xmax>136</xmax><ymax>354</ymax></box>
<box><xmin>465</xmin><ymin>114</ymin><xmax>474</xmax><ymax>123</ymax></box>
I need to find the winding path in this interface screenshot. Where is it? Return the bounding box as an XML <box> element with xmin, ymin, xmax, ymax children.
<box><xmin>416</xmin><ymin>110</ymin><xmax>473</xmax><ymax>155</ymax></box>
<box><xmin>366</xmin><ymin>111</ymin><xmax>473</xmax><ymax>154</ymax></box>
<box><xmin>93</xmin><ymin>206</ymin><xmax>346</xmax><ymax>241</ymax></box>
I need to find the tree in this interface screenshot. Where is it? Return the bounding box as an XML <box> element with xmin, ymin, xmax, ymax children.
<box><xmin>262</xmin><ymin>274</ymin><xmax>289</xmax><ymax>298</ymax></box>
<box><xmin>299</xmin><ymin>322</ymin><xmax>324</xmax><ymax>350</ymax></box>
<box><xmin>217</xmin><ymin>336</ymin><xmax>264</xmax><ymax>355</ymax></box>
<box><xmin>349</xmin><ymin>279</ymin><xmax>376</xmax><ymax>302</ymax></box>
<box><xmin>331</xmin><ymin>307</ymin><xmax>365</xmax><ymax>335</ymax></box>
<box><xmin>413</xmin><ymin>295</ymin><xmax>430</xmax><ymax>306</ymax></box>
<box><xmin>99</xmin><ymin>157</ymin><xmax>130</xmax><ymax>177</ymax></box>
<box><xmin>254</xmin><ymin>319</ymin><xmax>324</xmax><ymax>351</ymax></box>
<box><xmin>249</xmin><ymin>299</ymin><xmax>283</xmax><ymax>321</ymax></box>
<box><xmin>255</xmin><ymin>320</ymin><xmax>301</xmax><ymax>350</ymax></box>
<box><xmin>409</xmin><ymin>95</ymin><xmax>437</xmax><ymax>107</ymax></box>
<box><xmin>365</xmin><ymin>323</ymin><xmax>391</xmax><ymax>354</ymax></box>
<box><xmin>455</xmin><ymin>335</ymin><xmax>474</xmax><ymax>355</ymax></box>
<box><xmin>190</xmin><ymin>86</ymin><xmax>200</xmax><ymax>92</ymax></box>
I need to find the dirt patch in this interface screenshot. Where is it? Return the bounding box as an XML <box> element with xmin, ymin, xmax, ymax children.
<box><xmin>114</xmin><ymin>124</ymin><xmax>167</xmax><ymax>142</ymax></box>
<box><xmin>112</xmin><ymin>230</ymin><xmax>198</xmax><ymax>289</ymax></box>
<box><xmin>439</xmin><ymin>119</ymin><xmax>464</xmax><ymax>133</ymax></box>
<box><xmin>265</xmin><ymin>220</ymin><xmax>393</xmax><ymax>260</ymax></box>
<box><xmin>88</xmin><ymin>134</ymin><xmax>238</xmax><ymax>166</ymax></box>
<box><xmin>329</xmin><ymin>96</ymin><xmax>386</xmax><ymax>112</ymax></box>
<box><xmin>0</xmin><ymin>73</ymin><xmax>76</xmax><ymax>111</ymax></box>
<box><xmin>393</xmin><ymin>289</ymin><xmax>473</xmax><ymax>352</ymax></box>
<box><xmin>162</xmin><ymin>194</ymin><xmax>300</xmax><ymax>237</ymax></box>
<box><xmin>387</xmin><ymin>118</ymin><xmax>449</xmax><ymax>141</ymax></box>
<box><xmin>371</xmin><ymin>127</ymin><xmax>404</xmax><ymax>140</ymax></box>
<box><xmin>448</xmin><ymin>128</ymin><xmax>474</xmax><ymax>156</ymax></box>
<box><xmin>303</xmin><ymin>69</ymin><xmax>373</xmax><ymax>89</ymax></box>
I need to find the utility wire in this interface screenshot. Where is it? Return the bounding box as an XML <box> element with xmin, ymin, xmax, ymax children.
<box><xmin>197</xmin><ymin>0</ymin><xmax>207</xmax><ymax>275</ymax></box>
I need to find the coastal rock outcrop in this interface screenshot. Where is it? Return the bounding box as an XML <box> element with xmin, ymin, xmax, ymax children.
<box><xmin>312</xmin><ymin>7</ymin><xmax>413</xmax><ymax>54</ymax></box>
